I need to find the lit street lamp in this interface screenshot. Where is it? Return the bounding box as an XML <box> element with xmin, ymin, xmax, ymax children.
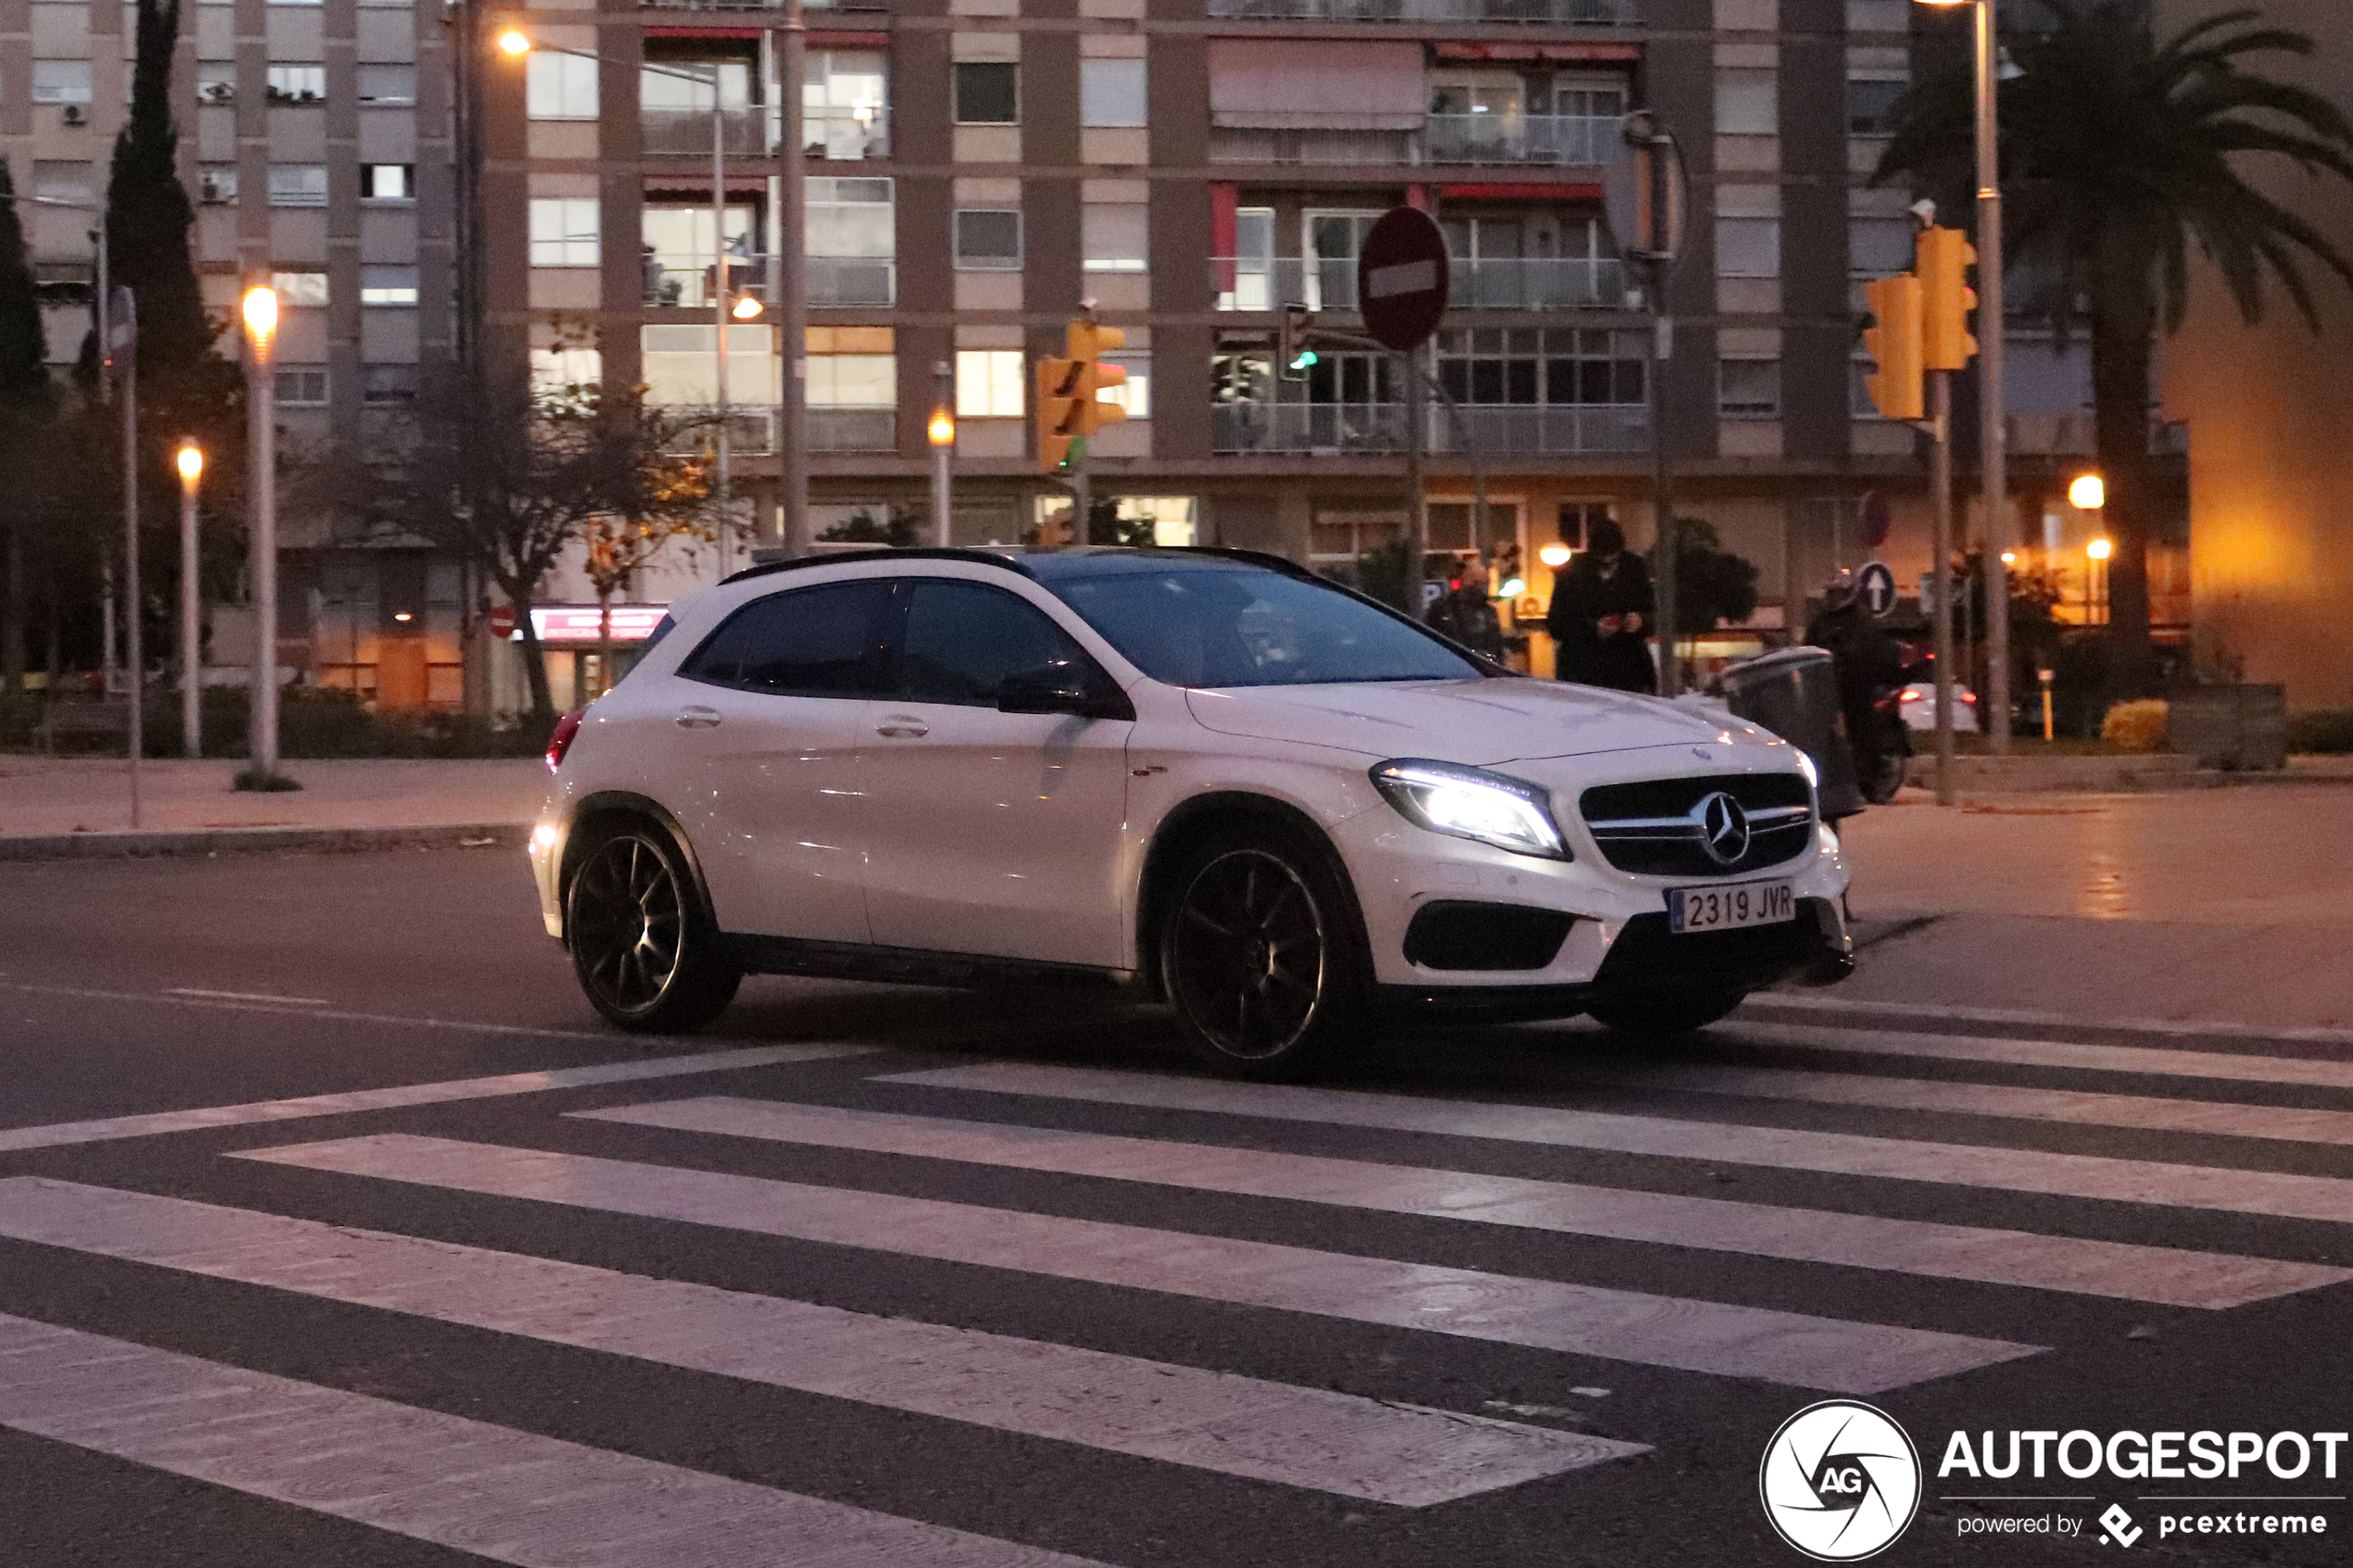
<box><xmin>176</xmin><ymin>440</ymin><xmax>203</xmax><ymax>759</ymax></box>
<box><xmin>928</xmin><ymin>360</ymin><xmax>955</xmax><ymax>547</ymax></box>
<box><xmin>2069</xmin><ymin>471</ymin><xmax>2106</xmax><ymax>512</ymax></box>
<box><xmin>239</xmin><ymin>283</ymin><xmax>293</xmax><ymax>790</ymax></box>
<box><xmin>1919</xmin><ymin>0</ymin><xmax>2011</xmax><ymax>752</ymax></box>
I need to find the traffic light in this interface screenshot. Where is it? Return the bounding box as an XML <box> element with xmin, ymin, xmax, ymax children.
<box><xmin>1280</xmin><ymin>305</ymin><xmax>1317</xmax><ymax>379</ymax></box>
<box><xmin>1859</xmin><ymin>273</ymin><xmax>1925</xmax><ymax>422</ymax></box>
<box><xmin>1915</xmin><ymin>227</ymin><xmax>1978</xmax><ymax>371</ymax></box>
<box><xmin>1033</xmin><ymin>320</ymin><xmax>1128</xmax><ymax>472</ymax></box>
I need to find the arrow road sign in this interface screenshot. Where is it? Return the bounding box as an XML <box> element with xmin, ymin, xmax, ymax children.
<box><xmin>1857</xmin><ymin>560</ymin><xmax>1898</xmax><ymax>619</ymax></box>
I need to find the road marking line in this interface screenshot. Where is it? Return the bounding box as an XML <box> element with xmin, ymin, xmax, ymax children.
<box><xmin>1749</xmin><ymin>992</ymin><xmax>2353</xmax><ymax>1047</ymax></box>
<box><xmin>0</xmin><ymin>1311</ymin><xmax>1109</xmax><ymax>1567</ymax></box>
<box><xmin>163</xmin><ymin>987</ymin><xmax>332</xmax><ymax>1006</ymax></box>
<box><xmin>0</xmin><ymin>977</ymin><xmax>694</xmax><ymax>1042</ymax></box>
<box><xmin>234</xmin><ymin>1134</ymin><xmax>2039</xmax><ymax>1393</ymax></box>
<box><xmin>1719</xmin><ymin>1020</ymin><xmax>2353</xmax><ymax>1094</ymax></box>
<box><xmin>0</xmin><ymin>1046</ymin><xmax>870</xmax><ymax>1153</ymax></box>
<box><xmin>575</xmin><ymin>1098</ymin><xmax>2347</xmax><ymax>1310</ymax></box>
<box><xmin>0</xmin><ymin>1177</ymin><xmax>1634</xmax><ymax>1505</ymax></box>
<box><xmin>1568</xmin><ymin>1060</ymin><xmax>2353</xmax><ymax>1147</ymax></box>
<box><xmin>886</xmin><ymin>1063</ymin><xmax>2353</xmax><ymax>1225</ymax></box>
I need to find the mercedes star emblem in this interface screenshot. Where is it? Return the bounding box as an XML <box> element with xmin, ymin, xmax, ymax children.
<box><xmin>1698</xmin><ymin>792</ymin><xmax>1751</xmax><ymax>866</ymax></box>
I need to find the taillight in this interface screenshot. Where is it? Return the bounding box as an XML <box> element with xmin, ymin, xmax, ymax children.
<box><xmin>545</xmin><ymin>709</ymin><xmax>585</xmax><ymax>772</ymax></box>
<box><xmin>1962</xmin><ymin>691</ymin><xmax>1979</xmax><ymax>705</ymax></box>
<box><xmin>1899</xmin><ymin>686</ymin><xmax>1923</xmax><ymax>703</ymax></box>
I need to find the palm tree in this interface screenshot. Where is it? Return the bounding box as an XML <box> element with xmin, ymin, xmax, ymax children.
<box><xmin>1877</xmin><ymin>1</ymin><xmax>2353</xmax><ymax>685</ymax></box>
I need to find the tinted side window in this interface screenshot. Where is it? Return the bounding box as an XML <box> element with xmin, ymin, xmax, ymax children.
<box><xmin>679</xmin><ymin>581</ymin><xmax>894</xmax><ymax>697</ymax></box>
<box><xmin>900</xmin><ymin>581</ymin><xmax>1098</xmax><ymax>707</ymax></box>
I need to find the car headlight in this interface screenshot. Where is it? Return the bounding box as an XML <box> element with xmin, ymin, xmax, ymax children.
<box><xmin>1369</xmin><ymin>759</ymin><xmax>1569</xmax><ymax>860</ymax></box>
<box><xmin>1792</xmin><ymin>747</ymin><xmax>1820</xmax><ymax>788</ymax></box>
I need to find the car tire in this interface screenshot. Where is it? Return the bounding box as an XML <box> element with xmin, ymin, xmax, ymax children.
<box><xmin>1859</xmin><ymin>748</ymin><xmax>1907</xmax><ymax>805</ymax></box>
<box><xmin>565</xmin><ymin>818</ymin><xmax>741</xmax><ymax>1034</ymax></box>
<box><xmin>1587</xmin><ymin>987</ymin><xmax>1746</xmax><ymax>1039</ymax></box>
<box><xmin>1159</xmin><ymin>825</ymin><xmax>1374</xmax><ymax>1081</ymax></box>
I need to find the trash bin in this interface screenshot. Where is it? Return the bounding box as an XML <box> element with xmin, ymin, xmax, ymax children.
<box><xmin>1718</xmin><ymin>646</ymin><xmax>1865</xmax><ymax>820</ymax></box>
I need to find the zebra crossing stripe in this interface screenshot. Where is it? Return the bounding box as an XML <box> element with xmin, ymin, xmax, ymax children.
<box><xmin>1566</xmin><ymin>1060</ymin><xmax>2353</xmax><ymax>1147</ymax></box>
<box><xmin>886</xmin><ymin>1063</ymin><xmax>2353</xmax><ymax>1225</ymax></box>
<box><xmin>232</xmin><ymin>1134</ymin><xmax>2041</xmax><ymax>1393</ymax></box>
<box><xmin>1720</xmin><ymin>1020</ymin><xmax>2353</xmax><ymax>1093</ymax></box>
<box><xmin>575</xmin><ymin>1098</ymin><xmax>2350</xmax><ymax>1309</ymax></box>
<box><xmin>0</xmin><ymin>1176</ymin><xmax>1635</xmax><ymax>1505</ymax></box>
<box><xmin>0</xmin><ymin>1044</ymin><xmax>870</xmax><ymax>1153</ymax></box>
<box><xmin>0</xmin><ymin>1311</ymin><xmax>1110</xmax><ymax>1567</ymax></box>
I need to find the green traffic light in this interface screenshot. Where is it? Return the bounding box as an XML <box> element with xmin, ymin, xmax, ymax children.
<box><xmin>1289</xmin><ymin>349</ymin><xmax>1318</xmax><ymax>370</ymax></box>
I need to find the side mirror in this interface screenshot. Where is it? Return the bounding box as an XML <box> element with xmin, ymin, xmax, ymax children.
<box><xmin>998</xmin><ymin>663</ymin><xmax>1133</xmax><ymax>721</ymax></box>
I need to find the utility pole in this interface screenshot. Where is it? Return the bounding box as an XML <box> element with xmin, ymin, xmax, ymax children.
<box><xmin>1974</xmin><ymin>0</ymin><xmax>2012</xmax><ymax>751</ymax></box>
<box><xmin>1648</xmin><ymin>308</ymin><xmax>1676</xmax><ymax>695</ymax></box>
<box><xmin>240</xmin><ymin>285</ymin><xmax>288</xmax><ymax>789</ymax></box>
<box><xmin>177</xmin><ymin>441</ymin><xmax>203</xmax><ymax>758</ymax></box>
<box><xmin>711</xmin><ymin>71</ymin><xmax>731</xmax><ymax>581</ymax></box>
<box><xmin>1604</xmin><ymin>110</ymin><xmax>1687</xmax><ymax>695</ymax></box>
<box><xmin>1929</xmin><ymin>369</ymin><xmax>1957</xmax><ymax>807</ymax></box>
<box><xmin>114</xmin><ymin>286</ymin><xmax>142</xmax><ymax>827</ymax></box>
<box><xmin>776</xmin><ymin>0</ymin><xmax>810</xmax><ymax>557</ymax></box>
<box><xmin>929</xmin><ymin>358</ymin><xmax>954</xmax><ymax>546</ymax></box>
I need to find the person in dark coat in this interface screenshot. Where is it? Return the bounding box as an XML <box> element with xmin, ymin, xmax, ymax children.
<box><xmin>1544</xmin><ymin>519</ymin><xmax>1657</xmax><ymax>693</ymax></box>
<box><xmin>1804</xmin><ymin>570</ymin><xmax>1906</xmax><ymax>746</ymax></box>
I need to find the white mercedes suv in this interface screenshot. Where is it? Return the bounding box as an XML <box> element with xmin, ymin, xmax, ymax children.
<box><xmin>530</xmin><ymin>547</ymin><xmax>1853</xmax><ymax>1077</ymax></box>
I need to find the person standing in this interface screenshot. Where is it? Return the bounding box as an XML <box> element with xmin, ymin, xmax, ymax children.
<box><xmin>1544</xmin><ymin>519</ymin><xmax>1657</xmax><ymax>692</ymax></box>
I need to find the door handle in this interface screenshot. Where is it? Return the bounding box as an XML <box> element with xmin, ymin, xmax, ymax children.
<box><xmin>874</xmin><ymin>717</ymin><xmax>930</xmax><ymax>739</ymax></box>
<box><xmin>674</xmin><ymin>707</ymin><xmax>722</xmax><ymax>729</ymax></box>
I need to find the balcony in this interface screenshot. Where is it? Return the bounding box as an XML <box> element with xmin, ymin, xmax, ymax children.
<box><xmin>1204</xmin><ymin>0</ymin><xmax>1637</xmax><ymax>22</ymax></box>
<box><xmin>656</xmin><ymin>408</ymin><xmax>898</xmax><ymax>453</ymax></box>
<box><xmin>1212</xmin><ymin>401</ymin><xmax>1647</xmax><ymax>455</ymax></box>
<box><xmin>644</xmin><ymin>0</ymin><xmax>887</xmax><ymax>11</ymax></box>
<box><xmin>1212</xmin><ymin>256</ymin><xmax>1630</xmax><ymax>312</ymax></box>
<box><xmin>1424</xmin><ymin>113</ymin><xmax>1614</xmax><ymax>167</ymax></box>
<box><xmin>640</xmin><ymin>107</ymin><xmax>767</xmax><ymax>157</ymax></box>
<box><xmin>808</xmin><ymin>408</ymin><xmax>898</xmax><ymax>452</ymax></box>
<box><xmin>643</xmin><ymin>256</ymin><xmax>896</xmax><ymax>309</ymax></box>
<box><xmin>803</xmin><ymin>107</ymin><xmax>890</xmax><ymax>162</ymax></box>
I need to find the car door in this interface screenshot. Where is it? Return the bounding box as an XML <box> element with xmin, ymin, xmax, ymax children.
<box><xmin>861</xmin><ymin>577</ymin><xmax>1133</xmax><ymax>968</ymax></box>
<box><xmin>668</xmin><ymin>578</ymin><xmax>894</xmax><ymax>944</ymax></box>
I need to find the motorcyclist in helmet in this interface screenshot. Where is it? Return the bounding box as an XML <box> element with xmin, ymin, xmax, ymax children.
<box><xmin>1806</xmin><ymin>571</ymin><xmax>1909</xmax><ymax>802</ymax></box>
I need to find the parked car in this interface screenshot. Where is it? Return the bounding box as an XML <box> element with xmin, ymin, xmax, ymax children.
<box><xmin>531</xmin><ymin>548</ymin><xmax>1854</xmax><ymax>1077</ymax></box>
<box><xmin>1895</xmin><ymin>680</ymin><xmax>1981</xmax><ymax>734</ymax></box>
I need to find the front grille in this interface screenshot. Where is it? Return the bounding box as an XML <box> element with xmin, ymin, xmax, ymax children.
<box><xmin>1403</xmin><ymin>901</ymin><xmax>1577</xmax><ymax>972</ymax></box>
<box><xmin>1579</xmin><ymin>771</ymin><xmax>1814</xmax><ymax>879</ymax></box>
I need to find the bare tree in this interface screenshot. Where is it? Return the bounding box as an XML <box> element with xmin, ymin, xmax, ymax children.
<box><xmin>367</xmin><ymin>368</ymin><xmax>720</xmax><ymax>723</ymax></box>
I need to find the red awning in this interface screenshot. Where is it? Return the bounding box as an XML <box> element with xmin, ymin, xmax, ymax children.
<box><xmin>1431</xmin><ymin>42</ymin><xmax>1640</xmax><ymax>62</ymax></box>
<box><xmin>1440</xmin><ymin>182</ymin><xmax>1604</xmax><ymax>201</ymax></box>
<box><xmin>810</xmin><ymin>31</ymin><xmax>889</xmax><ymax>46</ymax></box>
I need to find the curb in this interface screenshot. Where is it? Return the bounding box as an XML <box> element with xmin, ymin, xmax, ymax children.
<box><xmin>0</xmin><ymin>822</ymin><xmax>532</xmax><ymax>862</ymax></box>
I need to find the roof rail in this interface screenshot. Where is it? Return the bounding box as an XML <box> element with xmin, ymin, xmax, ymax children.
<box><xmin>722</xmin><ymin>546</ymin><xmax>1031</xmax><ymax>587</ymax></box>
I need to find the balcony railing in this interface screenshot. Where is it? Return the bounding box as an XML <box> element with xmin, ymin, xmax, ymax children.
<box><xmin>643</xmin><ymin>256</ymin><xmax>896</xmax><ymax>308</ymax></box>
<box><xmin>1212</xmin><ymin>256</ymin><xmax>1630</xmax><ymax>312</ymax></box>
<box><xmin>640</xmin><ymin>107</ymin><xmax>768</xmax><ymax>157</ymax></box>
<box><xmin>1423</xmin><ymin>113</ymin><xmax>1615</xmax><ymax>167</ymax></box>
<box><xmin>644</xmin><ymin>0</ymin><xmax>887</xmax><ymax>11</ymax></box>
<box><xmin>1204</xmin><ymin>0</ymin><xmax>1638</xmax><ymax>23</ymax></box>
<box><xmin>1212</xmin><ymin>401</ymin><xmax>1647</xmax><ymax>455</ymax></box>
<box><xmin>657</xmin><ymin>408</ymin><xmax>898</xmax><ymax>453</ymax></box>
<box><xmin>808</xmin><ymin>408</ymin><xmax>898</xmax><ymax>452</ymax></box>
<box><xmin>802</xmin><ymin>107</ymin><xmax>890</xmax><ymax>161</ymax></box>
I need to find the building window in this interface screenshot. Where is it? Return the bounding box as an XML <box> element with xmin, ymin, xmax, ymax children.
<box><xmin>1718</xmin><ymin>358</ymin><xmax>1781</xmax><ymax>419</ymax></box>
<box><xmin>32</xmin><ymin>162</ymin><xmax>94</xmax><ymax>206</ymax></box>
<box><xmin>953</xmin><ymin>209</ymin><xmax>1023</xmax><ymax>270</ymax></box>
<box><xmin>266</xmin><ymin>65</ymin><xmax>326</xmax><ymax>105</ymax></box>
<box><xmin>530</xmin><ymin>199</ymin><xmax>601</xmax><ymax>267</ymax></box>
<box><xmin>807</xmin><ymin>347</ymin><xmax>897</xmax><ymax>408</ymax></box>
<box><xmin>808</xmin><ymin>177</ymin><xmax>894</xmax><ymax>257</ymax></box>
<box><xmin>805</xmin><ymin>49</ymin><xmax>888</xmax><ymax>159</ymax></box>
<box><xmin>531</xmin><ymin>347</ymin><xmax>603</xmax><ymax>395</ymax></box>
<box><xmin>955</xmin><ymin>349</ymin><xmax>1025</xmax><ymax>418</ymax></box>
<box><xmin>1081</xmin><ymin>205</ymin><xmax>1148</xmax><ymax>273</ymax></box>
<box><xmin>1080</xmin><ymin>58</ymin><xmax>1147</xmax><ymax>129</ymax></box>
<box><xmin>953</xmin><ymin>61</ymin><xmax>1018</xmax><ymax>125</ymax></box>
<box><xmin>31</xmin><ymin>62</ymin><xmax>93</xmax><ymax>105</ymax></box>
<box><xmin>362</xmin><ymin>165</ymin><xmax>413</xmax><ymax>202</ymax></box>
<box><xmin>1849</xmin><ymin>216</ymin><xmax>1913</xmax><ymax>278</ymax></box>
<box><xmin>361</xmin><ymin>266</ymin><xmax>419</xmax><ymax>305</ymax></box>
<box><xmin>1434</xmin><ymin>327</ymin><xmax>1647</xmax><ymax>408</ymax></box>
<box><xmin>357</xmin><ymin>65</ymin><xmax>416</xmax><ymax>106</ymax></box>
<box><xmin>363</xmin><ymin>364</ymin><xmax>419</xmax><ymax>404</ymax></box>
<box><xmin>639</xmin><ymin>324</ymin><xmax>773</xmax><ymax>408</ymax></box>
<box><xmin>275</xmin><ymin>368</ymin><xmax>329</xmax><ymax>405</ymax></box>
<box><xmin>269</xmin><ymin>166</ymin><xmax>329</xmax><ymax>207</ymax></box>
<box><xmin>1101</xmin><ymin>354</ymin><xmax>1150</xmax><ymax>420</ymax></box>
<box><xmin>198</xmin><ymin>165</ymin><xmax>238</xmax><ymax>205</ymax></box>
<box><xmin>271</xmin><ymin>270</ymin><xmax>329</xmax><ymax>306</ymax></box>
<box><xmin>1847</xmin><ymin>75</ymin><xmax>1907</xmax><ymax>138</ymax></box>
<box><xmin>526</xmin><ymin>53</ymin><xmax>598</xmax><ymax>121</ymax></box>
<box><xmin>1714</xmin><ymin>70</ymin><xmax>1777</xmax><ymax>136</ymax></box>
<box><xmin>195</xmin><ymin>66</ymin><xmax>235</xmax><ymax>107</ymax></box>
<box><xmin>1716</xmin><ymin>216</ymin><xmax>1780</xmax><ymax>279</ymax></box>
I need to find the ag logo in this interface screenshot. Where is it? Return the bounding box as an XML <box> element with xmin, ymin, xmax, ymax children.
<box><xmin>1759</xmin><ymin>1400</ymin><xmax>1922</xmax><ymax>1561</ymax></box>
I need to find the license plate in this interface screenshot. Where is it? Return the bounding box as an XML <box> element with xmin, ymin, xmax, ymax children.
<box><xmin>1668</xmin><ymin>880</ymin><xmax>1796</xmax><ymax>935</ymax></box>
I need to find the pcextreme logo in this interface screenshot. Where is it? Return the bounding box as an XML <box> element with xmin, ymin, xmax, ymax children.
<box><xmin>1759</xmin><ymin>1400</ymin><xmax>1924</xmax><ymax>1562</ymax></box>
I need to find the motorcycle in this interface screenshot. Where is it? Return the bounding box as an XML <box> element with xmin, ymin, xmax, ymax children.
<box><xmin>1856</xmin><ymin>688</ymin><xmax>1913</xmax><ymax>805</ymax></box>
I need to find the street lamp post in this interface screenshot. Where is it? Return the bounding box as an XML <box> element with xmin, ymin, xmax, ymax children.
<box><xmin>240</xmin><ymin>284</ymin><xmax>290</xmax><ymax>790</ymax></box>
<box><xmin>928</xmin><ymin>360</ymin><xmax>955</xmax><ymax>546</ymax></box>
<box><xmin>176</xmin><ymin>440</ymin><xmax>203</xmax><ymax>759</ymax></box>
<box><xmin>1920</xmin><ymin>0</ymin><xmax>2011</xmax><ymax>749</ymax></box>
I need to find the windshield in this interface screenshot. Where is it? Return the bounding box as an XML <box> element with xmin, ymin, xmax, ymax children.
<box><xmin>1041</xmin><ymin>560</ymin><xmax>1485</xmax><ymax>688</ymax></box>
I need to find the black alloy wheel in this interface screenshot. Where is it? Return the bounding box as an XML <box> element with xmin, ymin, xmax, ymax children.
<box><xmin>1162</xmin><ymin>833</ymin><xmax>1370</xmax><ymax>1078</ymax></box>
<box><xmin>566</xmin><ymin>822</ymin><xmax>740</xmax><ymax>1033</ymax></box>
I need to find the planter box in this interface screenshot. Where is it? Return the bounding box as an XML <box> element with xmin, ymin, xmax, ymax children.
<box><xmin>2167</xmin><ymin>684</ymin><xmax>2288</xmax><ymax>771</ymax></box>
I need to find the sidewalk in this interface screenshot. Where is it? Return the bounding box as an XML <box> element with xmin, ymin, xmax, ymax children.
<box><xmin>0</xmin><ymin>758</ymin><xmax>547</xmax><ymax>841</ymax></box>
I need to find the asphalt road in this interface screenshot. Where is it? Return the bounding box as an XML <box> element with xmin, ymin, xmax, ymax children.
<box><xmin>3</xmin><ymin>847</ymin><xmax>2349</xmax><ymax>1568</ymax></box>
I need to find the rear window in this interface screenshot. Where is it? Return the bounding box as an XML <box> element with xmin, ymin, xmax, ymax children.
<box><xmin>678</xmin><ymin>581</ymin><xmax>896</xmax><ymax>697</ymax></box>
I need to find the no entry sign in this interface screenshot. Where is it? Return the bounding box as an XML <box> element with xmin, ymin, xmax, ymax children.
<box><xmin>1357</xmin><ymin>207</ymin><xmax>1451</xmax><ymax>354</ymax></box>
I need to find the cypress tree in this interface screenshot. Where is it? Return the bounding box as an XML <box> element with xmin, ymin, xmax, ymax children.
<box><xmin>0</xmin><ymin>157</ymin><xmax>47</xmax><ymax>696</ymax></box>
<box><xmin>105</xmin><ymin>0</ymin><xmax>209</xmax><ymax>382</ymax></box>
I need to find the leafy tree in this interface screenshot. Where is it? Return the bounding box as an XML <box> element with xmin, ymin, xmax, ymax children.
<box><xmin>1877</xmin><ymin>1</ymin><xmax>2353</xmax><ymax>688</ymax></box>
<box><xmin>819</xmin><ymin>505</ymin><xmax>921</xmax><ymax>546</ymax></box>
<box><xmin>1652</xmin><ymin>516</ymin><xmax>1760</xmax><ymax>636</ymax></box>
<box><xmin>365</xmin><ymin>370</ymin><xmax>721</xmax><ymax>721</ymax></box>
<box><xmin>0</xmin><ymin>157</ymin><xmax>48</xmax><ymax>696</ymax></box>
